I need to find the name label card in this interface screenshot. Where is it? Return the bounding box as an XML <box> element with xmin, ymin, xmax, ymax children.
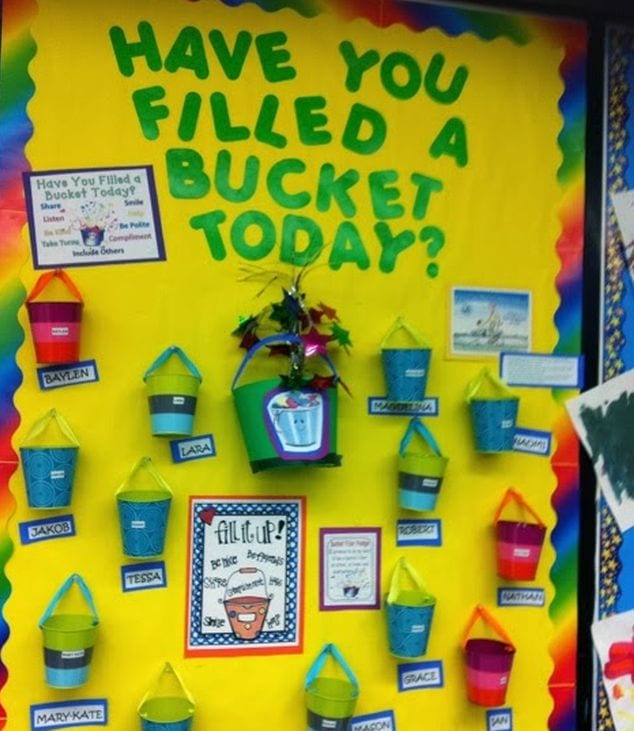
<box><xmin>351</xmin><ymin>711</ymin><xmax>397</xmax><ymax>731</ymax></box>
<box><xmin>487</xmin><ymin>708</ymin><xmax>513</xmax><ymax>731</ymax></box>
<box><xmin>512</xmin><ymin>428</ymin><xmax>552</xmax><ymax>457</ymax></box>
<box><xmin>497</xmin><ymin>588</ymin><xmax>545</xmax><ymax>607</ymax></box>
<box><xmin>30</xmin><ymin>699</ymin><xmax>108</xmax><ymax>729</ymax></box>
<box><xmin>19</xmin><ymin>515</ymin><xmax>76</xmax><ymax>545</ymax></box>
<box><xmin>396</xmin><ymin>519</ymin><xmax>442</xmax><ymax>547</ymax></box>
<box><xmin>398</xmin><ymin>660</ymin><xmax>444</xmax><ymax>692</ymax></box>
<box><xmin>368</xmin><ymin>398</ymin><xmax>438</xmax><ymax>417</ymax></box>
<box><xmin>170</xmin><ymin>434</ymin><xmax>216</xmax><ymax>463</ymax></box>
<box><xmin>37</xmin><ymin>360</ymin><xmax>99</xmax><ymax>390</ymax></box>
<box><xmin>121</xmin><ymin>561</ymin><xmax>167</xmax><ymax>592</ymax></box>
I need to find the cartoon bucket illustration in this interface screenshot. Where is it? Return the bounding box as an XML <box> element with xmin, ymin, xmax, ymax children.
<box><xmin>385</xmin><ymin>558</ymin><xmax>436</xmax><ymax>659</ymax></box>
<box><xmin>26</xmin><ymin>269</ymin><xmax>83</xmax><ymax>364</ymax></box>
<box><xmin>144</xmin><ymin>346</ymin><xmax>202</xmax><ymax>437</ymax></box>
<box><xmin>232</xmin><ymin>334</ymin><xmax>341</xmax><ymax>473</ymax></box>
<box><xmin>466</xmin><ymin>368</ymin><xmax>519</xmax><ymax>453</ymax></box>
<box><xmin>20</xmin><ymin>409</ymin><xmax>79</xmax><ymax>510</ymax></box>
<box><xmin>494</xmin><ymin>488</ymin><xmax>546</xmax><ymax>581</ymax></box>
<box><xmin>398</xmin><ymin>417</ymin><xmax>448</xmax><ymax>512</ymax></box>
<box><xmin>463</xmin><ymin>605</ymin><xmax>515</xmax><ymax>707</ymax></box>
<box><xmin>116</xmin><ymin>457</ymin><xmax>172</xmax><ymax>558</ymax></box>
<box><xmin>381</xmin><ymin>318</ymin><xmax>431</xmax><ymax>402</ymax></box>
<box><xmin>138</xmin><ymin>662</ymin><xmax>195</xmax><ymax>731</ymax></box>
<box><xmin>305</xmin><ymin>643</ymin><xmax>359</xmax><ymax>731</ymax></box>
<box><xmin>223</xmin><ymin>567</ymin><xmax>270</xmax><ymax>640</ymax></box>
<box><xmin>39</xmin><ymin>573</ymin><xmax>99</xmax><ymax>689</ymax></box>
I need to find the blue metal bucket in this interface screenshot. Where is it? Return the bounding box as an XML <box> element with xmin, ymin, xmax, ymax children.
<box><xmin>118</xmin><ymin>493</ymin><xmax>171</xmax><ymax>558</ymax></box>
<box><xmin>382</xmin><ymin>348</ymin><xmax>431</xmax><ymax>402</ymax></box>
<box><xmin>386</xmin><ymin>600</ymin><xmax>435</xmax><ymax>658</ymax></box>
<box><xmin>21</xmin><ymin>446</ymin><xmax>78</xmax><ymax>509</ymax></box>
<box><xmin>470</xmin><ymin>399</ymin><xmax>519</xmax><ymax>452</ymax></box>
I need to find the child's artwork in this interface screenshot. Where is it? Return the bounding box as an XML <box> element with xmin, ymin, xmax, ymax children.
<box><xmin>566</xmin><ymin>370</ymin><xmax>634</xmax><ymax>531</ymax></box>
<box><xmin>186</xmin><ymin>497</ymin><xmax>305</xmax><ymax>655</ymax></box>
<box><xmin>593</xmin><ymin>609</ymin><xmax>634</xmax><ymax>731</ymax></box>
<box><xmin>449</xmin><ymin>287</ymin><xmax>532</xmax><ymax>357</ymax></box>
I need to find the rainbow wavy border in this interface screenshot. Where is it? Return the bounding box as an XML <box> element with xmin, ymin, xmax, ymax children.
<box><xmin>0</xmin><ymin>2</ymin><xmax>586</xmax><ymax>729</ymax></box>
<box><xmin>0</xmin><ymin>0</ymin><xmax>36</xmax><ymax>727</ymax></box>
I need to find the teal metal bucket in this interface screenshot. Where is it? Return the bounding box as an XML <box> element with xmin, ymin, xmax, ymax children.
<box><xmin>21</xmin><ymin>446</ymin><xmax>78</xmax><ymax>509</ymax></box>
<box><xmin>117</xmin><ymin>492</ymin><xmax>172</xmax><ymax>558</ymax></box>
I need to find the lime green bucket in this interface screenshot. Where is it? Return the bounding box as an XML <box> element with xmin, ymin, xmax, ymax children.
<box><xmin>144</xmin><ymin>346</ymin><xmax>202</xmax><ymax>437</ymax></box>
<box><xmin>398</xmin><ymin>417</ymin><xmax>448</xmax><ymax>512</ymax></box>
<box><xmin>39</xmin><ymin>574</ymin><xmax>99</xmax><ymax>689</ymax></box>
<box><xmin>232</xmin><ymin>334</ymin><xmax>341</xmax><ymax>473</ymax></box>
<box><xmin>139</xmin><ymin>662</ymin><xmax>195</xmax><ymax>731</ymax></box>
<box><xmin>305</xmin><ymin>644</ymin><xmax>359</xmax><ymax>730</ymax></box>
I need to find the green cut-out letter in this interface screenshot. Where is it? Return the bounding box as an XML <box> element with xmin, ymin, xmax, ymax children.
<box><xmin>280</xmin><ymin>215</ymin><xmax>323</xmax><ymax>266</ymax></box>
<box><xmin>255</xmin><ymin>32</ymin><xmax>296</xmax><ymax>83</ymax></box>
<box><xmin>214</xmin><ymin>150</ymin><xmax>260</xmax><ymax>204</ymax></box>
<box><xmin>208</xmin><ymin>29</ymin><xmax>252</xmax><ymax>80</ymax></box>
<box><xmin>380</xmin><ymin>52</ymin><xmax>422</xmax><ymax>100</ymax></box>
<box><xmin>267</xmin><ymin>159</ymin><xmax>310</xmax><ymax>210</ymax></box>
<box><xmin>369</xmin><ymin>170</ymin><xmax>404</xmax><ymax>219</ymax></box>
<box><xmin>231</xmin><ymin>211</ymin><xmax>276</xmax><ymax>261</ymax></box>
<box><xmin>316</xmin><ymin>164</ymin><xmax>359</xmax><ymax>218</ymax></box>
<box><xmin>166</xmin><ymin>148</ymin><xmax>210</xmax><ymax>198</ymax></box>
<box><xmin>109</xmin><ymin>22</ymin><xmax>162</xmax><ymax>77</ymax></box>
<box><xmin>190</xmin><ymin>210</ymin><xmax>227</xmax><ymax>260</ymax></box>
<box><xmin>295</xmin><ymin>97</ymin><xmax>332</xmax><ymax>146</ymax></box>
<box><xmin>210</xmin><ymin>92</ymin><xmax>250</xmax><ymax>142</ymax></box>
<box><xmin>424</xmin><ymin>53</ymin><xmax>469</xmax><ymax>104</ymax></box>
<box><xmin>338</xmin><ymin>40</ymin><xmax>380</xmax><ymax>92</ymax></box>
<box><xmin>164</xmin><ymin>26</ymin><xmax>209</xmax><ymax>79</ymax></box>
<box><xmin>132</xmin><ymin>86</ymin><xmax>169</xmax><ymax>141</ymax></box>
<box><xmin>410</xmin><ymin>173</ymin><xmax>443</xmax><ymax>219</ymax></box>
<box><xmin>375</xmin><ymin>222</ymin><xmax>416</xmax><ymax>273</ymax></box>
<box><xmin>342</xmin><ymin>103</ymin><xmax>386</xmax><ymax>155</ymax></box>
<box><xmin>329</xmin><ymin>221</ymin><xmax>370</xmax><ymax>270</ymax></box>
<box><xmin>254</xmin><ymin>95</ymin><xmax>287</xmax><ymax>149</ymax></box>
<box><xmin>178</xmin><ymin>92</ymin><xmax>202</xmax><ymax>142</ymax></box>
<box><xmin>429</xmin><ymin>117</ymin><xmax>468</xmax><ymax>167</ymax></box>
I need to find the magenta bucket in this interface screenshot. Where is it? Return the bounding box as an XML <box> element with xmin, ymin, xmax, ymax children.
<box><xmin>463</xmin><ymin>605</ymin><xmax>516</xmax><ymax>707</ymax></box>
<box><xmin>465</xmin><ymin>638</ymin><xmax>515</xmax><ymax>707</ymax></box>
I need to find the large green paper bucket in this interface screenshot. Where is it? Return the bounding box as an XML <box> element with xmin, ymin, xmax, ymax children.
<box><xmin>305</xmin><ymin>644</ymin><xmax>359</xmax><ymax>731</ymax></box>
<box><xmin>39</xmin><ymin>574</ymin><xmax>99</xmax><ymax>689</ymax></box>
<box><xmin>232</xmin><ymin>334</ymin><xmax>341</xmax><ymax>473</ymax></box>
<box><xmin>139</xmin><ymin>663</ymin><xmax>195</xmax><ymax>731</ymax></box>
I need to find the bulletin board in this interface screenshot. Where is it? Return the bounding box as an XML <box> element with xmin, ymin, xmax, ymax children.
<box><xmin>0</xmin><ymin>1</ymin><xmax>586</xmax><ymax>730</ymax></box>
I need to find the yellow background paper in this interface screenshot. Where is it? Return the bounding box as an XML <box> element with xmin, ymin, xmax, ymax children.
<box><xmin>5</xmin><ymin>1</ymin><xmax>566</xmax><ymax>728</ymax></box>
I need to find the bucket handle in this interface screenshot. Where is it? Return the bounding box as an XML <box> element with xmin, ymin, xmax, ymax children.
<box><xmin>465</xmin><ymin>368</ymin><xmax>515</xmax><ymax>403</ymax></box>
<box><xmin>143</xmin><ymin>346</ymin><xmax>202</xmax><ymax>383</ymax></box>
<box><xmin>305</xmin><ymin>643</ymin><xmax>359</xmax><ymax>692</ymax></box>
<box><xmin>462</xmin><ymin>604</ymin><xmax>515</xmax><ymax>650</ymax></box>
<box><xmin>232</xmin><ymin>334</ymin><xmax>339</xmax><ymax>391</ymax></box>
<box><xmin>116</xmin><ymin>456</ymin><xmax>173</xmax><ymax>497</ymax></box>
<box><xmin>26</xmin><ymin>269</ymin><xmax>83</xmax><ymax>304</ymax></box>
<box><xmin>22</xmin><ymin>408</ymin><xmax>80</xmax><ymax>447</ymax></box>
<box><xmin>494</xmin><ymin>488</ymin><xmax>545</xmax><ymax>528</ymax></box>
<box><xmin>138</xmin><ymin>662</ymin><xmax>195</xmax><ymax>715</ymax></box>
<box><xmin>39</xmin><ymin>573</ymin><xmax>98</xmax><ymax>628</ymax></box>
<box><xmin>381</xmin><ymin>317</ymin><xmax>429</xmax><ymax>349</ymax></box>
<box><xmin>387</xmin><ymin>557</ymin><xmax>429</xmax><ymax>603</ymax></box>
<box><xmin>399</xmin><ymin>418</ymin><xmax>442</xmax><ymax>458</ymax></box>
